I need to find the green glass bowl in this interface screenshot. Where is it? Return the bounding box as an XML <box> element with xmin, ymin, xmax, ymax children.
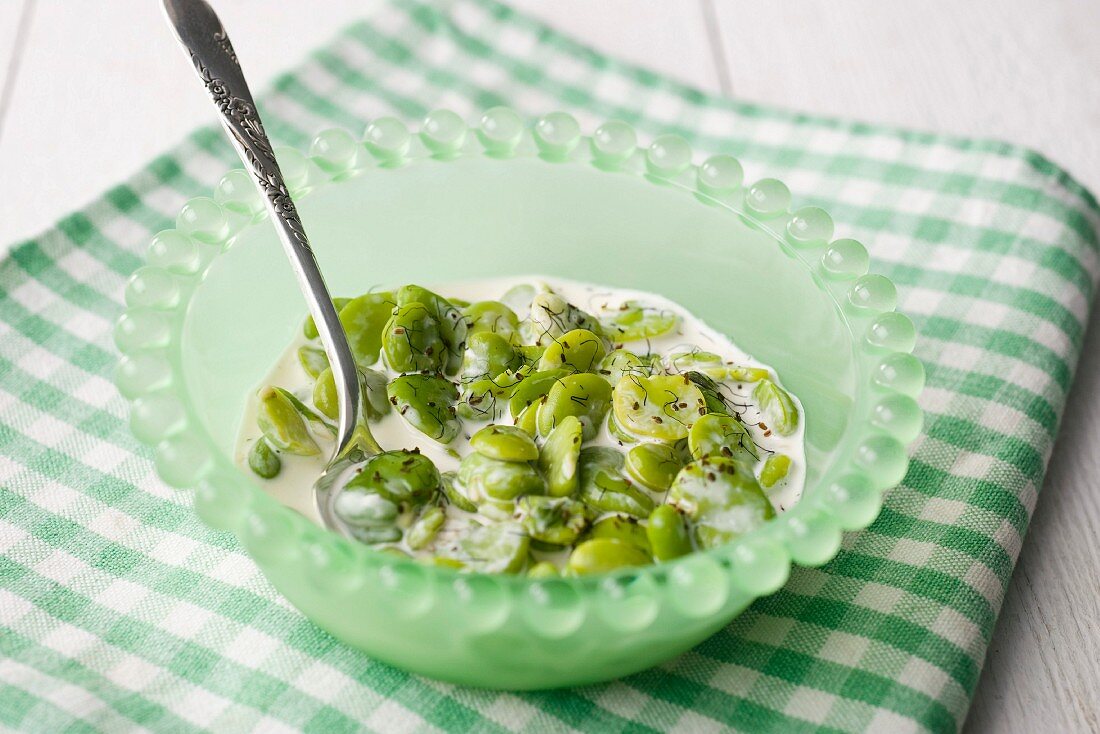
<box><xmin>114</xmin><ymin>108</ymin><xmax>923</xmax><ymax>689</ymax></box>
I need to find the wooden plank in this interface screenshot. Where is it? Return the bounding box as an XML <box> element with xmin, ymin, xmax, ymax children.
<box><xmin>711</xmin><ymin>0</ymin><xmax>1100</xmax><ymax>195</ymax></box>
<box><xmin>507</xmin><ymin>0</ymin><xmax>721</xmax><ymax>93</ymax></box>
<box><xmin>0</xmin><ymin>0</ymin><xmax>368</xmax><ymax>245</ymax></box>
<box><xmin>0</xmin><ymin>0</ymin><xmax>30</xmax><ymax>133</ymax></box>
<box><xmin>0</xmin><ymin>1</ymin><xmax>719</xmax><ymax>246</ymax></box>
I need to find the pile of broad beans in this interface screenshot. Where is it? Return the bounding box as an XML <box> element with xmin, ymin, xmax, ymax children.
<box><xmin>247</xmin><ymin>282</ymin><xmax>800</xmax><ymax>576</ymax></box>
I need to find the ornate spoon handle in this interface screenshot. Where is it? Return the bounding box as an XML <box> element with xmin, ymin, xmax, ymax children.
<box><xmin>162</xmin><ymin>0</ymin><xmax>360</xmax><ymax>455</ymax></box>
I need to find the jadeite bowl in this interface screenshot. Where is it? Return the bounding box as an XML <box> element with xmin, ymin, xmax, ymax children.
<box><xmin>114</xmin><ymin>109</ymin><xmax>923</xmax><ymax>689</ymax></box>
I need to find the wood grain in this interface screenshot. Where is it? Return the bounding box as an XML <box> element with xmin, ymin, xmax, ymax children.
<box><xmin>507</xmin><ymin>0</ymin><xmax>722</xmax><ymax>94</ymax></box>
<box><xmin>711</xmin><ymin>0</ymin><xmax>1100</xmax><ymax>195</ymax></box>
<box><xmin>0</xmin><ymin>0</ymin><xmax>369</xmax><ymax>244</ymax></box>
<box><xmin>0</xmin><ymin>0</ymin><xmax>30</xmax><ymax>138</ymax></box>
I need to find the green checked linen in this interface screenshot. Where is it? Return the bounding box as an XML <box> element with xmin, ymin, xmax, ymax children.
<box><xmin>2</xmin><ymin>0</ymin><xmax>1098</xmax><ymax>731</ymax></box>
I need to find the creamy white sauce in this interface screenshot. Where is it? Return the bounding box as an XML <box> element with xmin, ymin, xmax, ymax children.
<box><xmin>235</xmin><ymin>276</ymin><xmax>806</xmax><ymax>535</ymax></box>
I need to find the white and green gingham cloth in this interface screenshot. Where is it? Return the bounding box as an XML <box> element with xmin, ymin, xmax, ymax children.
<box><xmin>2</xmin><ymin>0</ymin><xmax>1098</xmax><ymax>731</ymax></box>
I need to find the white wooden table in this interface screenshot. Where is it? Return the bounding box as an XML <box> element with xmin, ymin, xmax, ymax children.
<box><xmin>2</xmin><ymin>2</ymin><xmax>1098</xmax><ymax>730</ymax></box>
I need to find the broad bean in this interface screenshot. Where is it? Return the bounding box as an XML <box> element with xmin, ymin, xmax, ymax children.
<box><xmin>303</xmin><ymin>297</ymin><xmax>351</xmax><ymax>340</ymax></box>
<box><xmin>507</xmin><ymin>368</ymin><xmax>569</xmax><ymax>417</ymax></box>
<box><xmin>396</xmin><ymin>285</ymin><xmax>467</xmax><ymax>374</ymax></box>
<box><xmin>453</xmin><ymin>521</ymin><xmax>530</xmax><ymax>574</ymax></box>
<box><xmin>517</xmin><ymin>495</ymin><xmax>589</xmax><ymax>545</ymax></box>
<box><xmin>458</xmin><ymin>452</ymin><xmax>545</xmax><ymax>501</ymax></box>
<box><xmin>297</xmin><ymin>346</ymin><xmax>329</xmax><ymax>379</ymax></box>
<box><xmin>566</xmin><ymin>538</ymin><xmax>650</xmax><ymax>576</ymax></box>
<box><xmin>344</xmin><ymin>449</ymin><xmax>441</xmax><ymax>507</ymax></box>
<box><xmin>753</xmin><ymin>379</ymin><xmax>800</xmax><ymax>436</ymax></box>
<box><xmin>577</xmin><ymin>447</ymin><xmax>655</xmax><ymax>518</ymax></box>
<box><xmin>536</xmin><ymin>373</ymin><xmax>612</xmax><ymax>440</ymax></box>
<box><xmin>611</xmin><ymin>374</ymin><xmax>706</xmax><ymax>441</ymax></box>
<box><xmin>759</xmin><ymin>454</ymin><xmax>791</xmax><ymax>487</ymax></box>
<box><xmin>256</xmin><ymin>387</ymin><xmax>319</xmax><ymax>456</ymax></box>
<box><xmin>524</xmin><ymin>292</ymin><xmax>604</xmax><ymax>346</ymax></box>
<box><xmin>688</xmin><ymin>412</ymin><xmax>757</xmax><ymax>464</ymax></box>
<box><xmin>463</xmin><ymin>300</ymin><xmax>520</xmax><ymax>342</ymax></box>
<box><xmin>586</xmin><ymin>515</ymin><xmax>651</xmax><ymax>556</ymax></box>
<box><xmin>407</xmin><ymin>506</ymin><xmax>446</xmax><ymax>550</ymax></box>
<box><xmin>339</xmin><ymin>292</ymin><xmax>393</xmax><ymax>365</ymax></box>
<box><xmin>387</xmin><ymin>373</ymin><xmax>460</xmax><ymax>443</ymax></box>
<box><xmin>470</xmin><ymin>424</ymin><xmax>539</xmax><ymax>462</ymax></box>
<box><xmin>645</xmin><ymin>505</ymin><xmax>692</xmax><ymax>561</ymax></box>
<box><xmin>383</xmin><ymin>302</ymin><xmax>447</xmax><ymax>373</ymax></box>
<box><xmin>538</xmin><ymin>415</ymin><xmax>583</xmax><ymax>496</ymax></box>
<box><xmin>601</xmin><ymin>301</ymin><xmax>678</xmax><ymax>342</ymax></box>
<box><xmin>537</xmin><ymin>328</ymin><xmax>606</xmax><ymax>373</ymax></box>
<box><xmin>668</xmin><ymin>457</ymin><xmax>774</xmax><ymax>548</ymax></box>
<box><xmin>247</xmin><ymin>438</ymin><xmax>281</xmax><ymax>479</ymax></box>
<box><xmin>624</xmin><ymin>442</ymin><xmax>682</xmax><ymax>491</ymax></box>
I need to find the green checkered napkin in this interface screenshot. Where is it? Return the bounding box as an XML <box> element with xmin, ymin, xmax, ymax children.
<box><xmin>2</xmin><ymin>0</ymin><xmax>1097</xmax><ymax>731</ymax></box>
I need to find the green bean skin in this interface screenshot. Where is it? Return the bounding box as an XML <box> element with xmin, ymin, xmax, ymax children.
<box><xmin>382</xmin><ymin>302</ymin><xmax>447</xmax><ymax>374</ymax></box>
<box><xmin>759</xmin><ymin>454</ymin><xmax>792</xmax><ymax>487</ymax></box>
<box><xmin>538</xmin><ymin>415</ymin><xmax>583</xmax><ymax>496</ymax></box>
<box><xmin>624</xmin><ymin>442</ymin><xmax>682</xmax><ymax>491</ymax></box>
<box><xmin>577</xmin><ymin>447</ymin><xmax>655</xmax><ymax>518</ymax></box>
<box><xmin>297</xmin><ymin>346</ymin><xmax>329</xmax><ymax>379</ymax></box>
<box><xmin>536</xmin><ymin>373</ymin><xmax>612</xmax><ymax>441</ymax></box>
<box><xmin>256</xmin><ymin>387</ymin><xmax>319</xmax><ymax>456</ymax></box>
<box><xmin>586</xmin><ymin>515</ymin><xmax>651</xmax><ymax>556</ymax></box>
<box><xmin>470</xmin><ymin>424</ymin><xmax>539</xmax><ymax>462</ymax></box>
<box><xmin>247</xmin><ymin>438</ymin><xmax>281</xmax><ymax>479</ymax></box>
<box><xmin>753</xmin><ymin>379</ymin><xmax>800</xmax><ymax>436</ymax></box>
<box><xmin>343</xmin><ymin>450</ymin><xmax>441</xmax><ymax>507</ymax></box>
<box><xmin>646</xmin><ymin>505</ymin><xmax>692</xmax><ymax>561</ymax></box>
<box><xmin>463</xmin><ymin>300</ymin><xmax>520</xmax><ymax>342</ymax></box>
<box><xmin>406</xmin><ymin>506</ymin><xmax>446</xmax><ymax>550</ymax></box>
<box><xmin>458</xmin><ymin>452</ymin><xmax>545</xmax><ymax>501</ymax></box>
<box><xmin>386</xmin><ymin>374</ymin><xmax>460</xmax><ymax>444</ymax></box>
<box><xmin>339</xmin><ymin>292</ymin><xmax>393</xmax><ymax>366</ymax></box>
<box><xmin>566</xmin><ymin>538</ymin><xmax>650</xmax><ymax>576</ymax></box>
<box><xmin>537</xmin><ymin>328</ymin><xmax>606</xmax><ymax>373</ymax></box>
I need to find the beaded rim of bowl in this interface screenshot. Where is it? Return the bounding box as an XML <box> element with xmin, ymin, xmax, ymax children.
<box><xmin>114</xmin><ymin>108</ymin><xmax>924</xmax><ymax>630</ymax></box>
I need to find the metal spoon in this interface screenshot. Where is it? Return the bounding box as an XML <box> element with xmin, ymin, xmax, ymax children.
<box><xmin>163</xmin><ymin>0</ymin><xmax>369</xmax><ymax>532</ymax></box>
